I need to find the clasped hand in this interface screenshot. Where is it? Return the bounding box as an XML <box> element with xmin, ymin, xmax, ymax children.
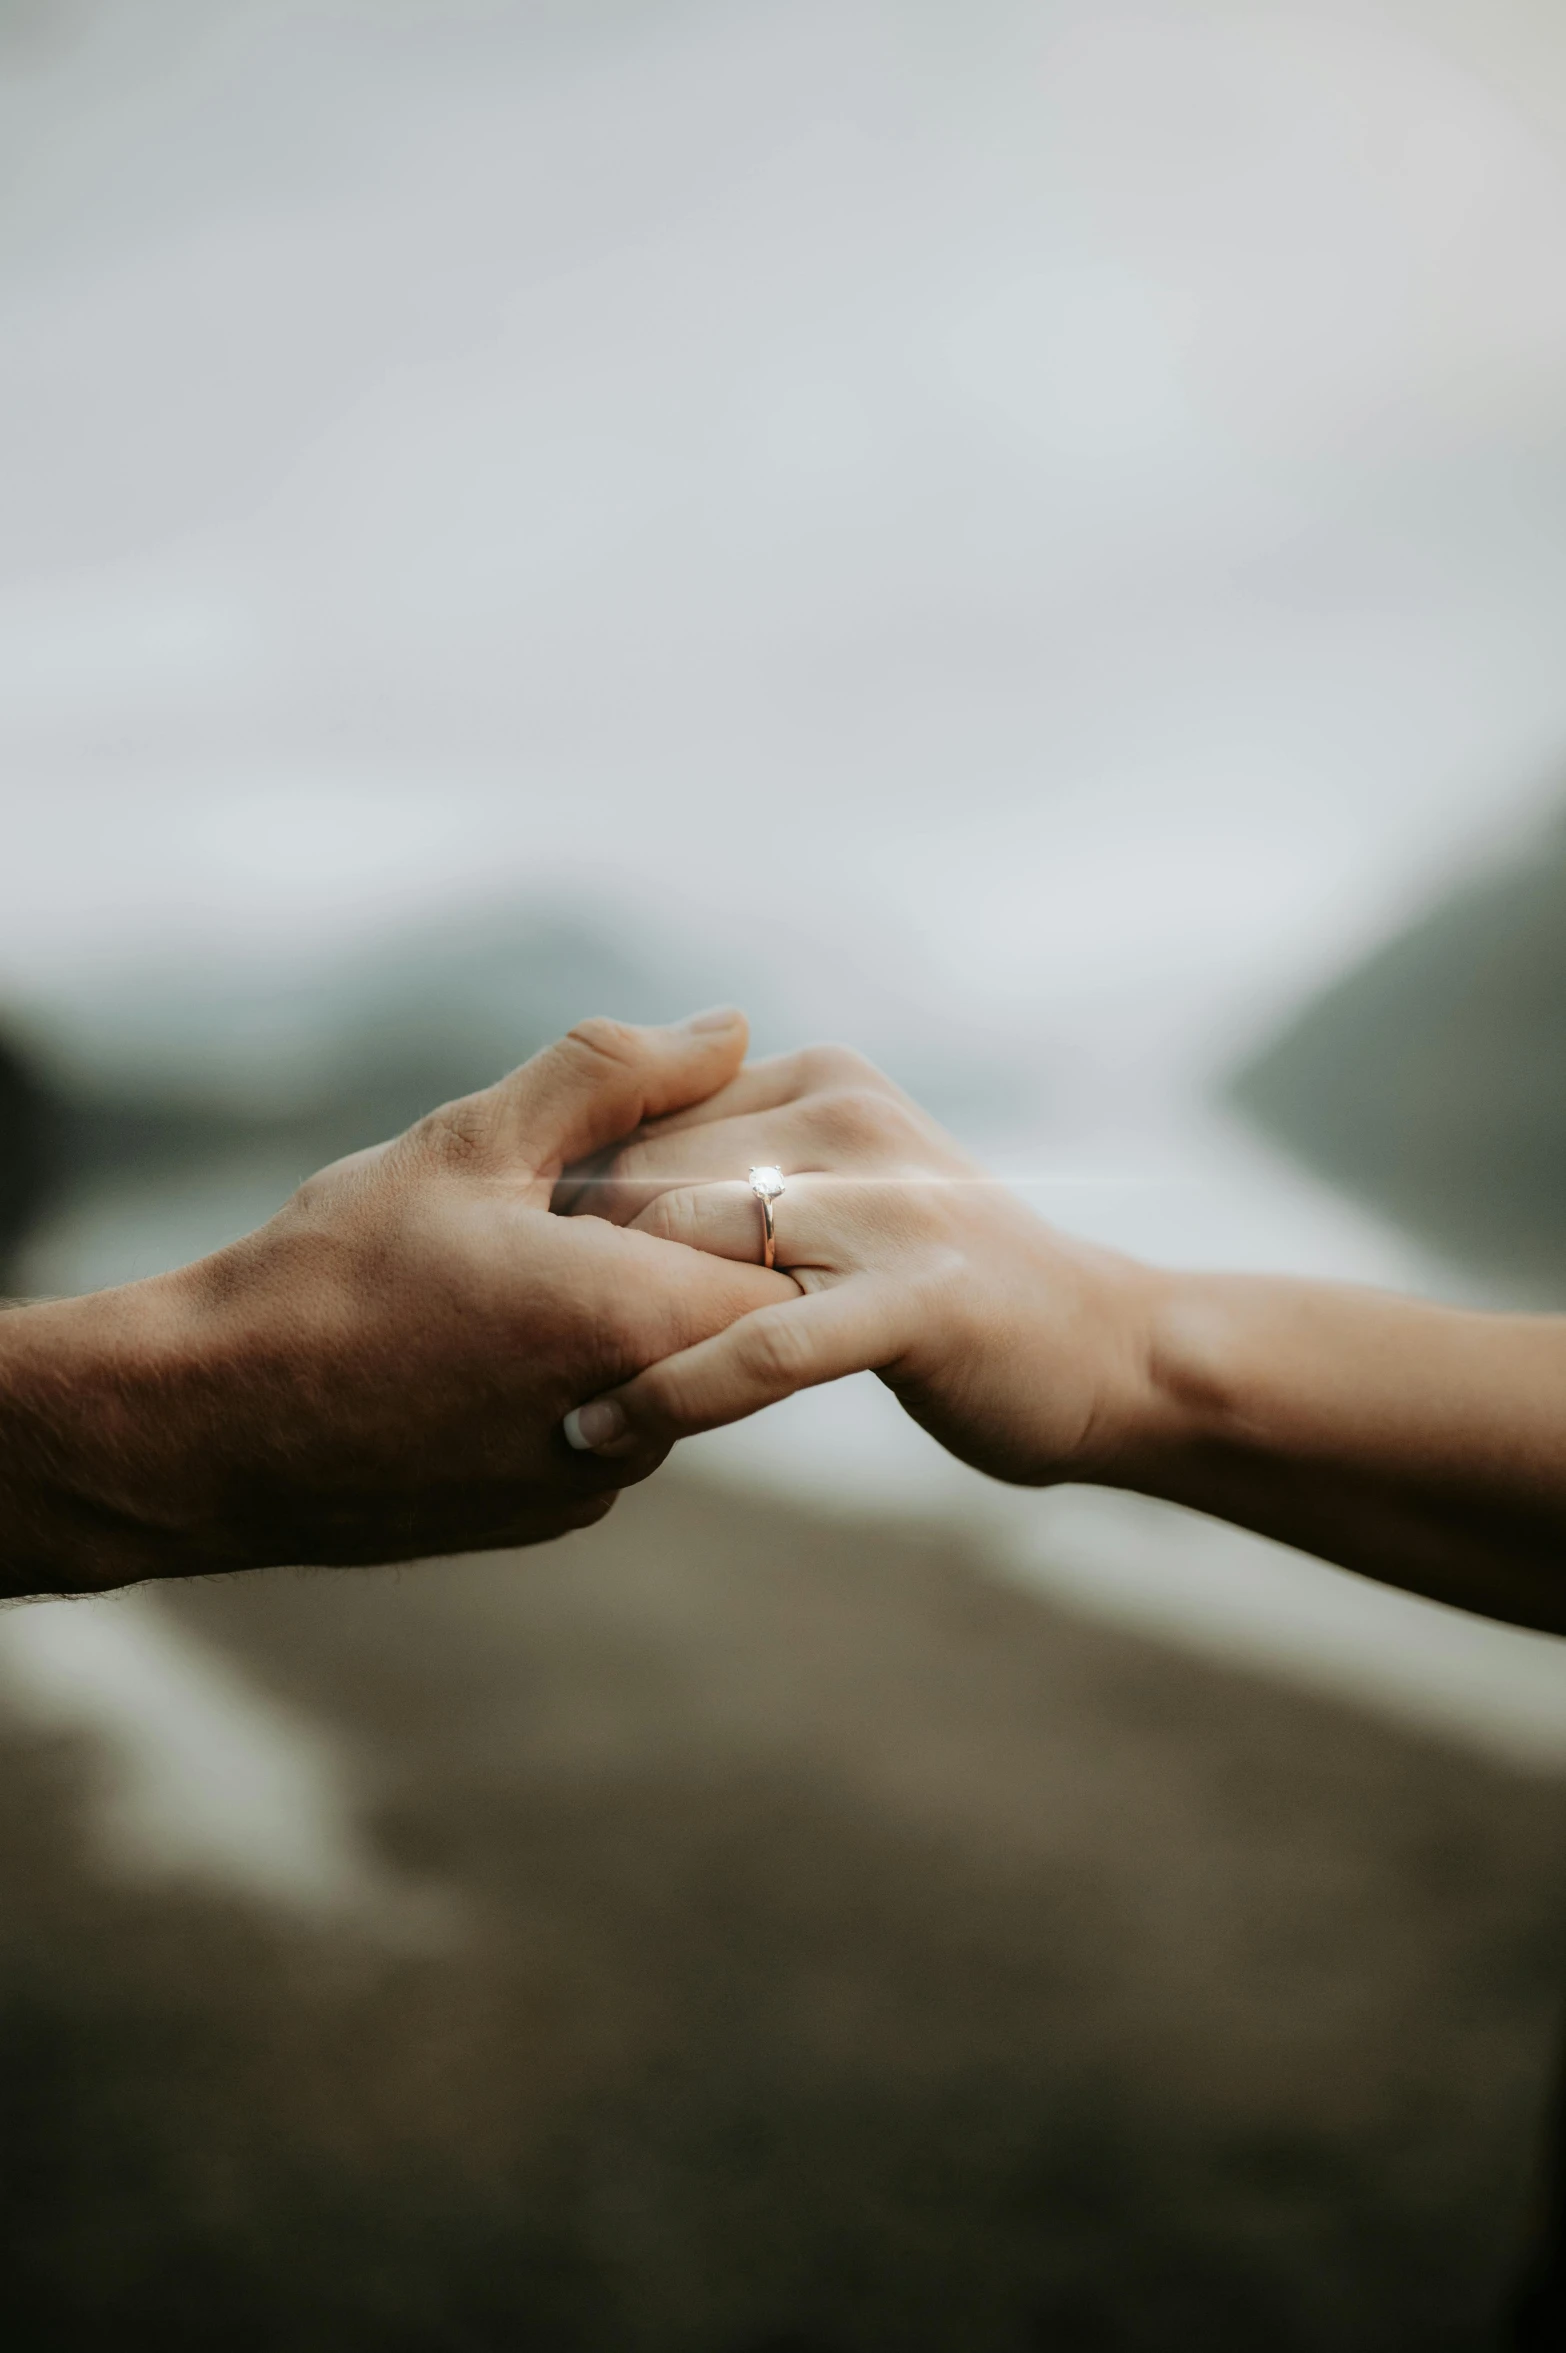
<box><xmin>559</xmin><ymin>1041</ymin><xmax>1158</xmax><ymax>1492</ymax></box>
<box><xmin>9</xmin><ymin>1003</ymin><xmax>1564</xmax><ymax>1634</ymax></box>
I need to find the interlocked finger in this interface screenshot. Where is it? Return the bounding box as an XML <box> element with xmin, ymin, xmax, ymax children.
<box><xmin>629</xmin><ymin>1044</ymin><xmax>909</xmax><ymax>1141</ymax></box>
<box><xmin>576</xmin><ymin>1092</ymin><xmax>940</xmax><ymax>1229</ymax></box>
<box><xmin>432</xmin><ymin>1010</ymin><xmax>750</xmax><ymax>1188</ymax></box>
<box><xmin>628</xmin><ymin>1178</ymin><xmax>820</xmax><ymax>1270</ymax></box>
<box><xmin>630</xmin><ymin>1174</ymin><xmax>922</xmax><ymax>1281</ymax></box>
<box><xmin>565</xmin><ymin>1107</ymin><xmax>826</xmax><ymax>1228</ymax></box>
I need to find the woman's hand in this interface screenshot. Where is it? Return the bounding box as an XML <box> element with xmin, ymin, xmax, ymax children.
<box><xmin>565</xmin><ymin>1038</ymin><xmax>1566</xmax><ymax>1635</ymax></box>
<box><xmin>558</xmin><ymin>1046</ymin><xmax>1166</xmax><ymax>1486</ymax></box>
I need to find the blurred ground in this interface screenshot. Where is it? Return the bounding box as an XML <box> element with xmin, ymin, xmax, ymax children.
<box><xmin>2</xmin><ymin>1474</ymin><xmax>1563</xmax><ymax>2351</ymax></box>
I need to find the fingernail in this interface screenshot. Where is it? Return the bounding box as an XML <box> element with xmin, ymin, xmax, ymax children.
<box><xmin>682</xmin><ymin>1005</ymin><xmax>742</xmax><ymax>1033</ymax></box>
<box><xmin>563</xmin><ymin>1398</ymin><xmax>628</xmax><ymax>1452</ymax></box>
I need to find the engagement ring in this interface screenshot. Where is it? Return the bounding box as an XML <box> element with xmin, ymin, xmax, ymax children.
<box><xmin>748</xmin><ymin>1165</ymin><xmax>785</xmax><ymax>1269</ymax></box>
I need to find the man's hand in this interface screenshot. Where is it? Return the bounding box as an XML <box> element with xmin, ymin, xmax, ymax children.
<box><xmin>0</xmin><ymin>1010</ymin><xmax>795</xmax><ymax>1599</ymax></box>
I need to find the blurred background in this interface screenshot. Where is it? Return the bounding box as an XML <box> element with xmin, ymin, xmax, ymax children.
<box><xmin>4</xmin><ymin>1</ymin><xmax>1566</xmax><ymax>2344</ymax></box>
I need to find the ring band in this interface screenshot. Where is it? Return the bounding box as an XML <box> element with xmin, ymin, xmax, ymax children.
<box><xmin>748</xmin><ymin>1165</ymin><xmax>785</xmax><ymax>1270</ymax></box>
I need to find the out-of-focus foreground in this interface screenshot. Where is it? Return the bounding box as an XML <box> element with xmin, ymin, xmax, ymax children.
<box><xmin>4</xmin><ymin>1481</ymin><xmax>1564</xmax><ymax>2352</ymax></box>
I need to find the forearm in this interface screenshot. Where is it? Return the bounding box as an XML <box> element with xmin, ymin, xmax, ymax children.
<box><xmin>1112</xmin><ymin>1273</ymin><xmax>1566</xmax><ymax>1633</ymax></box>
<box><xmin>0</xmin><ymin>1280</ymin><xmax>234</xmax><ymax>1600</ymax></box>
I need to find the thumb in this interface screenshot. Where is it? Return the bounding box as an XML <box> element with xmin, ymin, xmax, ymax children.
<box><xmin>492</xmin><ymin>1008</ymin><xmax>749</xmax><ymax>1179</ymax></box>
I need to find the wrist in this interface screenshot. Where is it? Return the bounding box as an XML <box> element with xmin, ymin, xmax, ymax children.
<box><xmin>0</xmin><ymin>1270</ymin><xmax>236</xmax><ymax>1599</ymax></box>
<box><xmin>1048</xmin><ymin>1247</ymin><xmax>1187</xmax><ymax>1481</ymax></box>
<box><xmin>966</xmin><ymin>1231</ymin><xmax>1187</xmax><ymax>1489</ymax></box>
<box><xmin>1100</xmin><ymin>1268</ymin><xmax>1262</xmax><ymax>1490</ymax></box>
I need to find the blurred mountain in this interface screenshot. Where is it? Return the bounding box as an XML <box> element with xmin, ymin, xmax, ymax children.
<box><xmin>28</xmin><ymin>903</ymin><xmax>682</xmax><ymax>1183</ymax></box>
<box><xmin>0</xmin><ymin>897</ymin><xmax>1020</xmax><ymax>1291</ymax></box>
<box><xmin>13</xmin><ymin>897</ymin><xmax>1013</xmax><ymax>1187</ymax></box>
<box><xmin>0</xmin><ymin>903</ymin><xmax>735</xmax><ymax>1290</ymax></box>
<box><xmin>1231</xmin><ymin>809</ymin><xmax>1566</xmax><ymax>1291</ymax></box>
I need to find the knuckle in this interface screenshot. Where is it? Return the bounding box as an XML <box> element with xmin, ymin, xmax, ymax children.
<box><xmin>745</xmin><ymin>1311</ymin><xmax>812</xmax><ymax>1389</ymax></box>
<box><xmin>288</xmin><ymin>1165</ymin><xmax>338</xmax><ymax>1216</ymax></box>
<box><xmin>291</xmin><ymin>1138</ymin><xmax>393</xmax><ymax>1214</ymax></box>
<box><xmin>412</xmin><ymin>1094</ymin><xmax>494</xmax><ymax>1172</ymax></box>
<box><xmin>794</xmin><ymin>1041</ymin><xmax>881</xmax><ymax>1094</ymax></box>
<box><xmin>906</xmin><ymin>1177</ymin><xmax>953</xmax><ymax>1233</ymax></box>
<box><xmin>636</xmin><ymin>1190</ymin><xmax>692</xmax><ymax>1245</ymax></box>
<box><xmin>812</xmin><ymin>1086</ymin><xmax>912</xmax><ymax>1157</ymax></box>
<box><xmin>563</xmin><ymin>1015</ymin><xmax>643</xmax><ymax>1072</ymax></box>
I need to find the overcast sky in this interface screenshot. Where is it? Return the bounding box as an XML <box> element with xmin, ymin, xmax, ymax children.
<box><xmin>5</xmin><ymin>0</ymin><xmax>1566</xmax><ymax>1099</ymax></box>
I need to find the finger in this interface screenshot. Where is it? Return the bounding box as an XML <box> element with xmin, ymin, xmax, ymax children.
<box><xmin>553</xmin><ymin>1045</ymin><xmax>914</xmax><ymax>1213</ymax></box>
<box><xmin>565</xmin><ymin>1105</ymin><xmax>828</xmax><ymax>1226</ymax></box>
<box><xmin>632</xmin><ymin>1180</ymin><xmax>797</xmax><ymax>1266</ymax></box>
<box><xmin>562</xmin><ymin>1277</ymin><xmax>913</xmax><ymax>1452</ymax></box>
<box><xmin>551</xmin><ymin>1057</ymin><xmax>835</xmax><ymax>1212</ymax></box>
<box><xmin>570</xmin><ymin>1085</ymin><xmax>933</xmax><ymax>1228</ymax></box>
<box><xmin>560</xmin><ymin>1208</ymin><xmax>800</xmax><ymax>1357</ymax></box>
<box><xmin>628</xmin><ymin>1174</ymin><xmax>888</xmax><ymax>1272</ymax></box>
<box><xmin>440</xmin><ymin>1009</ymin><xmax>751</xmax><ymax>1182</ymax></box>
<box><xmin>627</xmin><ymin>1042</ymin><xmax>908</xmax><ymax>1140</ymax></box>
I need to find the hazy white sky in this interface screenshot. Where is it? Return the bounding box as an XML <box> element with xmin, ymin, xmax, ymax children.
<box><xmin>4</xmin><ymin>0</ymin><xmax>1566</xmax><ymax>1088</ymax></box>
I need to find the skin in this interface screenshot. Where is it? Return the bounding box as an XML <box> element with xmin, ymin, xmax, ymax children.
<box><xmin>0</xmin><ymin>1011</ymin><xmax>794</xmax><ymax>1601</ymax></box>
<box><xmin>563</xmin><ymin>1043</ymin><xmax>1566</xmax><ymax>1639</ymax></box>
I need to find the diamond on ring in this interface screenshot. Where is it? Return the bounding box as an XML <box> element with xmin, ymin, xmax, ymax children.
<box><xmin>748</xmin><ymin>1166</ymin><xmax>784</xmax><ymax>1269</ymax></box>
